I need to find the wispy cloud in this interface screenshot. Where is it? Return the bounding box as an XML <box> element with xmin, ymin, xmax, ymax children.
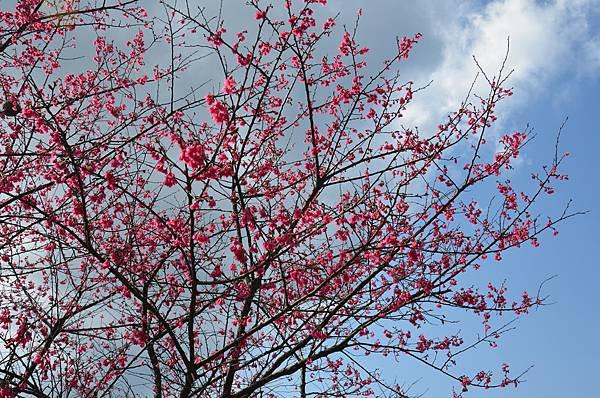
<box><xmin>401</xmin><ymin>0</ymin><xmax>600</xmax><ymax>132</ymax></box>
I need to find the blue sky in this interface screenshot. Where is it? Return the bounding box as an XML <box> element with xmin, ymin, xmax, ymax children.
<box><xmin>327</xmin><ymin>0</ymin><xmax>600</xmax><ymax>396</ymax></box>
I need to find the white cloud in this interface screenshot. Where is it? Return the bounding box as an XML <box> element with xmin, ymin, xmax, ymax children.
<box><xmin>401</xmin><ymin>0</ymin><xmax>599</xmax><ymax>132</ymax></box>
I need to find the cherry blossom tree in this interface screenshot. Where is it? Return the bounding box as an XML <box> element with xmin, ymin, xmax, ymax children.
<box><xmin>0</xmin><ymin>1</ymin><xmax>577</xmax><ymax>397</ymax></box>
